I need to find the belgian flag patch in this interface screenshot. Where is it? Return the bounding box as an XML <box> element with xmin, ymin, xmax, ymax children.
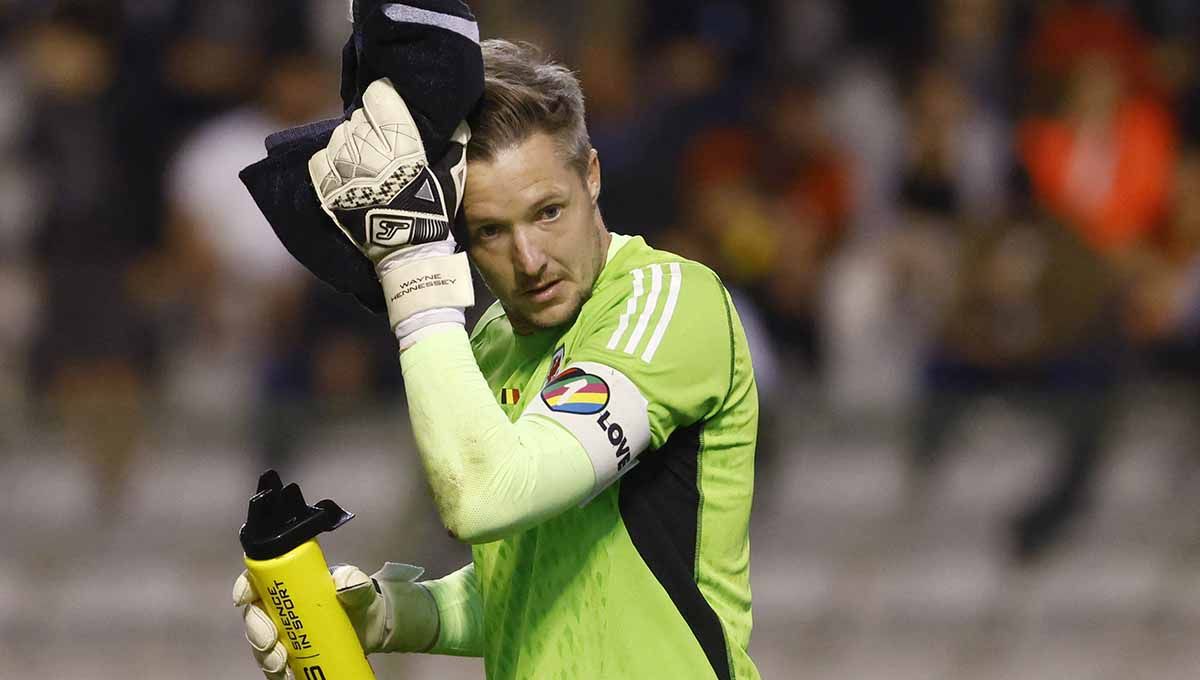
<box><xmin>499</xmin><ymin>388</ymin><xmax>520</xmax><ymax>405</ymax></box>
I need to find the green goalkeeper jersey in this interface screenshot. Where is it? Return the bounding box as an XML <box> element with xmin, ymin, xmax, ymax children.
<box><xmin>468</xmin><ymin>233</ymin><xmax>760</xmax><ymax>680</ymax></box>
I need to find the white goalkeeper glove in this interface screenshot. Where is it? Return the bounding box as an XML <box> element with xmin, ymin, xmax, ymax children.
<box><xmin>308</xmin><ymin>78</ymin><xmax>474</xmax><ymax>348</ymax></box>
<box><xmin>233</xmin><ymin>562</ymin><xmax>439</xmax><ymax>680</ymax></box>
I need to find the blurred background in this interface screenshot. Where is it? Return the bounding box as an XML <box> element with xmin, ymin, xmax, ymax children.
<box><xmin>2</xmin><ymin>0</ymin><xmax>1200</xmax><ymax>678</ymax></box>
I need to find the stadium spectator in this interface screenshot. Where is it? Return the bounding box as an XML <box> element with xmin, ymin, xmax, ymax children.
<box><xmin>901</xmin><ymin>60</ymin><xmax>1010</xmax><ymax>222</ymax></box>
<box><xmin>23</xmin><ymin>5</ymin><xmax>156</xmax><ymax>515</ymax></box>
<box><xmin>1020</xmin><ymin>3</ymin><xmax>1177</xmax><ymax>258</ymax></box>
<box><xmin>905</xmin><ymin>184</ymin><xmax>1123</xmax><ymax>561</ymax></box>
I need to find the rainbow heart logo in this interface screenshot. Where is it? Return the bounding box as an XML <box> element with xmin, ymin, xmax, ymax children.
<box><xmin>540</xmin><ymin>368</ymin><xmax>610</xmax><ymax>414</ymax></box>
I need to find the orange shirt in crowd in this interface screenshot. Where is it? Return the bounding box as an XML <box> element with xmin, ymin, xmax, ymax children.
<box><xmin>1019</xmin><ymin>98</ymin><xmax>1176</xmax><ymax>253</ymax></box>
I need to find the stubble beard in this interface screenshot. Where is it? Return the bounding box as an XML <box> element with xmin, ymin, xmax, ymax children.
<box><xmin>502</xmin><ymin>280</ymin><xmax>599</xmax><ymax>335</ymax></box>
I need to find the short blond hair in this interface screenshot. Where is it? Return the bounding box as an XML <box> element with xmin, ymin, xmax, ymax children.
<box><xmin>468</xmin><ymin>40</ymin><xmax>591</xmax><ymax>178</ymax></box>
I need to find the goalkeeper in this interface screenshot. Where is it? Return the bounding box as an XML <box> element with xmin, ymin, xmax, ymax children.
<box><xmin>235</xmin><ymin>39</ymin><xmax>761</xmax><ymax>680</ymax></box>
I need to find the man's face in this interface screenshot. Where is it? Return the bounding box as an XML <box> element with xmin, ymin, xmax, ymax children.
<box><xmin>463</xmin><ymin>132</ymin><xmax>607</xmax><ymax>334</ymax></box>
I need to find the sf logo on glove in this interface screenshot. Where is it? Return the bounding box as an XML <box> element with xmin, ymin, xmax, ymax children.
<box><xmin>370</xmin><ymin>214</ymin><xmax>414</xmax><ymax>245</ymax></box>
<box><xmin>365</xmin><ymin>170</ymin><xmax>450</xmax><ymax>247</ymax></box>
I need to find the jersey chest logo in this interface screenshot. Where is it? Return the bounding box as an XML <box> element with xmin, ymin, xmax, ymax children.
<box><xmin>544</xmin><ymin>345</ymin><xmax>565</xmax><ymax>387</ymax></box>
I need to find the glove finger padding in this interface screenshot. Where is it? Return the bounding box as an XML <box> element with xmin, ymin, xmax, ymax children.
<box><xmin>239</xmin><ymin>597</ymin><xmax>293</xmax><ymax>680</ymax></box>
<box><xmin>309</xmin><ymin>79</ymin><xmax>468</xmax><ymax>264</ymax></box>
<box><xmin>251</xmin><ymin>641</ymin><xmax>292</xmax><ymax>680</ymax></box>
<box><xmin>330</xmin><ymin>564</ymin><xmax>378</xmax><ymax>651</ymax></box>
<box><xmin>242</xmin><ymin>601</ymin><xmax>281</xmax><ymax>653</ymax></box>
<box><xmin>230</xmin><ymin>569</ymin><xmax>304</xmax><ymax>680</ymax></box>
<box><xmin>331</xmin><ymin>563</ymin><xmax>376</xmax><ymax>611</ymax></box>
<box><xmin>232</xmin><ymin>569</ymin><xmax>259</xmax><ymax>607</ymax></box>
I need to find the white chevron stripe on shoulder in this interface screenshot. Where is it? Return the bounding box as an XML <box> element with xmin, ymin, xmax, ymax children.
<box><xmin>624</xmin><ymin>264</ymin><xmax>663</xmax><ymax>355</ymax></box>
<box><xmin>606</xmin><ymin>268</ymin><xmax>644</xmax><ymax>350</ymax></box>
<box><xmin>641</xmin><ymin>262</ymin><xmax>682</xmax><ymax>362</ymax></box>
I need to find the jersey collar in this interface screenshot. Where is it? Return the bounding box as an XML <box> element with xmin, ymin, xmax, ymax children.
<box><xmin>605</xmin><ymin>232</ymin><xmax>633</xmax><ymax>265</ymax></box>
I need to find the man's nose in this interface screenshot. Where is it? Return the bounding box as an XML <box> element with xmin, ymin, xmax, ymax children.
<box><xmin>512</xmin><ymin>227</ymin><xmax>548</xmax><ymax>278</ymax></box>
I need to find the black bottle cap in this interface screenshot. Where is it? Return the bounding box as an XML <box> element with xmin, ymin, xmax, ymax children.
<box><xmin>239</xmin><ymin>469</ymin><xmax>355</xmax><ymax>560</ymax></box>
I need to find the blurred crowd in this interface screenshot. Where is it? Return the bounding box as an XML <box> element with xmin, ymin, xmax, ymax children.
<box><xmin>2</xmin><ymin>0</ymin><xmax>1199</xmax><ymax>565</ymax></box>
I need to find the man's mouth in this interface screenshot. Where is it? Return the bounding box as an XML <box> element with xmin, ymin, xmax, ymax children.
<box><xmin>524</xmin><ymin>280</ymin><xmax>561</xmax><ymax>302</ymax></box>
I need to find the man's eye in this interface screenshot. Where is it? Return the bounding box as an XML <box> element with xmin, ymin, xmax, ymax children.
<box><xmin>539</xmin><ymin>205</ymin><xmax>563</xmax><ymax>221</ymax></box>
<box><xmin>477</xmin><ymin>224</ymin><xmax>501</xmax><ymax>239</ymax></box>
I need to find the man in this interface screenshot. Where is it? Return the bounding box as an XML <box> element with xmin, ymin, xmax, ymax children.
<box><xmin>235</xmin><ymin>39</ymin><xmax>761</xmax><ymax>680</ymax></box>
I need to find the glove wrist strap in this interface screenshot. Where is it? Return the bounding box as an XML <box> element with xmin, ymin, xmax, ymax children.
<box><xmin>370</xmin><ymin>562</ymin><xmax>440</xmax><ymax>654</ymax></box>
<box><xmin>378</xmin><ymin>252</ymin><xmax>474</xmax><ymax>333</ymax></box>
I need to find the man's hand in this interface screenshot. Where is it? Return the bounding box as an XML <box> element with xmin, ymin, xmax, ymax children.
<box><xmin>309</xmin><ymin>77</ymin><xmax>469</xmax><ymax>264</ymax></box>
<box><xmin>233</xmin><ymin>563</ymin><xmax>440</xmax><ymax>679</ymax></box>
<box><xmin>309</xmin><ymin>78</ymin><xmax>474</xmax><ymax>342</ymax></box>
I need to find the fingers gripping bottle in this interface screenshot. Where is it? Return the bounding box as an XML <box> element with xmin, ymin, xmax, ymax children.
<box><xmin>240</xmin><ymin>470</ymin><xmax>376</xmax><ymax>680</ymax></box>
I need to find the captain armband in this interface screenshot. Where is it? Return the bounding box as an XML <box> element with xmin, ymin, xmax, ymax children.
<box><xmin>522</xmin><ymin>361</ymin><xmax>651</xmax><ymax>496</ymax></box>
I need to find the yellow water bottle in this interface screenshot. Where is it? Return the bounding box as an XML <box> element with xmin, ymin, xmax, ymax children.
<box><xmin>240</xmin><ymin>470</ymin><xmax>377</xmax><ymax>680</ymax></box>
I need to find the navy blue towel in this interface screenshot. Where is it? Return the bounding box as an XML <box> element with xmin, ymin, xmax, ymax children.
<box><xmin>240</xmin><ymin>1</ymin><xmax>482</xmax><ymax>313</ymax></box>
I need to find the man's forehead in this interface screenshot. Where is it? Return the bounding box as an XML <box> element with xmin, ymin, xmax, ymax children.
<box><xmin>464</xmin><ymin>135</ymin><xmax>574</xmax><ymax>219</ymax></box>
<box><xmin>466</xmin><ymin>178</ymin><xmax>562</xmax><ymax>213</ymax></box>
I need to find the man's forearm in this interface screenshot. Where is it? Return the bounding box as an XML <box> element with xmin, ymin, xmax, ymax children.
<box><xmin>420</xmin><ymin>563</ymin><xmax>484</xmax><ymax>657</ymax></box>
<box><xmin>399</xmin><ymin>324</ymin><xmax>594</xmax><ymax>543</ymax></box>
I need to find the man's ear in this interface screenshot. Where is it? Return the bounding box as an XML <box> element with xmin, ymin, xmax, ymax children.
<box><xmin>587</xmin><ymin>149</ymin><xmax>601</xmax><ymax>205</ymax></box>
